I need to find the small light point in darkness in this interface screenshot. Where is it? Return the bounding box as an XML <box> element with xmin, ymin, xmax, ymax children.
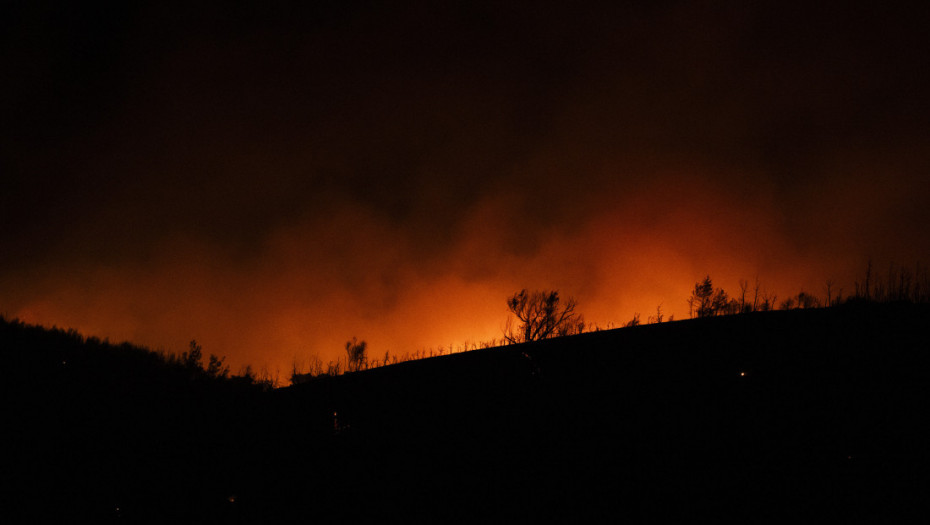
<box><xmin>740</xmin><ymin>371</ymin><xmax>746</xmax><ymax>377</ymax></box>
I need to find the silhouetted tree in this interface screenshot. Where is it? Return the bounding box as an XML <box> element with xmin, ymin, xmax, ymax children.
<box><xmin>797</xmin><ymin>291</ymin><xmax>821</xmax><ymax>309</ymax></box>
<box><xmin>345</xmin><ymin>337</ymin><xmax>368</xmax><ymax>372</ymax></box>
<box><xmin>503</xmin><ymin>289</ymin><xmax>582</xmax><ymax>344</ymax></box>
<box><xmin>206</xmin><ymin>354</ymin><xmax>229</xmax><ymax>378</ymax></box>
<box><xmin>711</xmin><ymin>288</ymin><xmax>731</xmax><ymax>315</ymax></box>
<box><xmin>760</xmin><ymin>291</ymin><xmax>777</xmax><ymax>311</ymax></box>
<box><xmin>738</xmin><ymin>279</ymin><xmax>750</xmax><ymax>312</ymax></box>
<box><xmin>182</xmin><ymin>340</ymin><xmax>203</xmax><ymax>369</ymax></box>
<box><xmin>689</xmin><ymin>276</ymin><xmax>715</xmax><ymax>318</ymax></box>
<box><xmin>689</xmin><ymin>276</ymin><xmax>739</xmax><ymax>317</ymax></box>
<box><xmin>825</xmin><ymin>279</ymin><xmax>835</xmax><ymax>307</ymax></box>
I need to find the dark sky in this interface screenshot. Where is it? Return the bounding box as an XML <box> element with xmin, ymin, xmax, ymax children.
<box><xmin>3</xmin><ymin>1</ymin><xmax>929</xmax><ymax>376</ymax></box>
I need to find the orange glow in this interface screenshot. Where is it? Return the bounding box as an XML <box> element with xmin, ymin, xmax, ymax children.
<box><xmin>2</xmin><ymin>0</ymin><xmax>929</xmax><ymax>388</ymax></box>
<box><xmin>4</xmin><ymin>168</ymin><xmax>927</xmax><ymax>385</ymax></box>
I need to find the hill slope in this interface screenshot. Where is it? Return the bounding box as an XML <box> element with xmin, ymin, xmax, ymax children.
<box><xmin>269</xmin><ymin>302</ymin><xmax>929</xmax><ymax>520</ymax></box>
<box><xmin>3</xmin><ymin>302</ymin><xmax>928</xmax><ymax>521</ymax></box>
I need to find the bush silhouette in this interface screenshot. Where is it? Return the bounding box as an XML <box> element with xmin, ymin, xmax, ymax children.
<box><xmin>181</xmin><ymin>339</ymin><xmax>203</xmax><ymax>369</ymax></box>
<box><xmin>345</xmin><ymin>337</ymin><xmax>368</xmax><ymax>372</ymax></box>
<box><xmin>689</xmin><ymin>276</ymin><xmax>715</xmax><ymax>317</ymax></box>
<box><xmin>503</xmin><ymin>289</ymin><xmax>582</xmax><ymax>344</ymax></box>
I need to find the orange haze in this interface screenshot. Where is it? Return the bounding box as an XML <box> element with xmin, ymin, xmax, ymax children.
<box><xmin>3</xmin><ymin>2</ymin><xmax>929</xmax><ymax>382</ymax></box>
<box><xmin>6</xmin><ymin>165</ymin><xmax>926</xmax><ymax>382</ymax></box>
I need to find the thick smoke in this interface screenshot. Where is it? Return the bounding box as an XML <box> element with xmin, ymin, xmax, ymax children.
<box><xmin>2</xmin><ymin>1</ymin><xmax>929</xmax><ymax>376</ymax></box>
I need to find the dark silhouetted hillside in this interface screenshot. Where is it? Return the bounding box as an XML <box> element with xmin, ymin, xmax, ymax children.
<box><xmin>3</xmin><ymin>302</ymin><xmax>929</xmax><ymax>521</ymax></box>
<box><xmin>0</xmin><ymin>318</ymin><xmax>265</xmax><ymax>522</ymax></box>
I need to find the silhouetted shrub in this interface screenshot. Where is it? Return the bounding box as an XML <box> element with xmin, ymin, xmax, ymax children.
<box><xmin>689</xmin><ymin>276</ymin><xmax>714</xmax><ymax>317</ymax></box>
<box><xmin>689</xmin><ymin>276</ymin><xmax>737</xmax><ymax>317</ymax></box>
<box><xmin>503</xmin><ymin>289</ymin><xmax>583</xmax><ymax>344</ymax></box>
<box><xmin>207</xmin><ymin>354</ymin><xmax>230</xmax><ymax>378</ymax></box>
<box><xmin>796</xmin><ymin>291</ymin><xmax>821</xmax><ymax>309</ymax></box>
<box><xmin>181</xmin><ymin>340</ymin><xmax>204</xmax><ymax>370</ymax></box>
<box><xmin>345</xmin><ymin>337</ymin><xmax>367</xmax><ymax>372</ymax></box>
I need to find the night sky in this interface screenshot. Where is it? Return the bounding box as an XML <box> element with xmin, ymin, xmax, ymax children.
<box><xmin>3</xmin><ymin>1</ymin><xmax>929</xmax><ymax>377</ymax></box>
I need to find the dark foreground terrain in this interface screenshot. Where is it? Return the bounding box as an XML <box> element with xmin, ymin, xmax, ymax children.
<box><xmin>3</xmin><ymin>302</ymin><xmax>929</xmax><ymax>522</ymax></box>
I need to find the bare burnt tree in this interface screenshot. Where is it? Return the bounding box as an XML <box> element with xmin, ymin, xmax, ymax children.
<box><xmin>503</xmin><ymin>289</ymin><xmax>582</xmax><ymax>344</ymax></box>
<box><xmin>345</xmin><ymin>337</ymin><xmax>368</xmax><ymax>372</ymax></box>
<box><xmin>738</xmin><ymin>279</ymin><xmax>749</xmax><ymax>313</ymax></box>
